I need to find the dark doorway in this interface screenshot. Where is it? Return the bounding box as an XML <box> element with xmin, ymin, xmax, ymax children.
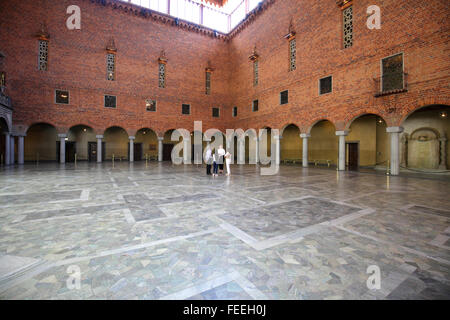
<box><xmin>56</xmin><ymin>141</ymin><xmax>76</xmax><ymax>162</ymax></box>
<box><xmin>88</xmin><ymin>142</ymin><xmax>105</xmax><ymax>162</ymax></box>
<box><xmin>131</xmin><ymin>143</ymin><xmax>143</xmax><ymax>161</ymax></box>
<box><xmin>347</xmin><ymin>142</ymin><xmax>359</xmax><ymax>170</ymax></box>
<box><xmin>163</xmin><ymin>143</ymin><xmax>174</xmax><ymax>161</ymax></box>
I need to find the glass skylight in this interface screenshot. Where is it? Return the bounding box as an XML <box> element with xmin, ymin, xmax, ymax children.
<box><xmin>122</xmin><ymin>0</ymin><xmax>264</xmax><ymax>33</ymax></box>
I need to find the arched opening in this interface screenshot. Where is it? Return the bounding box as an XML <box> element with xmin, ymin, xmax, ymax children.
<box><xmin>67</xmin><ymin>125</ymin><xmax>96</xmax><ymax>162</ymax></box>
<box><xmin>191</xmin><ymin>130</ymin><xmax>205</xmax><ymax>163</ymax></box>
<box><xmin>135</xmin><ymin>128</ymin><xmax>158</xmax><ymax>161</ymax></box>
<box><xmin>25</xmin><ymin>123</ymin><xmax>57</xmax><ymax>162</ymax></box>
<box><xmin>162</xmin><ymin>129</ymin><xmax>182</xmax><ymax>161</ymax></box>
<box><xmin>309</xmin><ymin>120</ymin><xmax>338</xmax><ymax>167</ymax></box>
<box><xmin>345</xmin><ymin>114</ymin><xmax>388</xmax><ymax>170</ymax></box>
<box><xmin>0</xmin><ymin>117</ymin><xmax>8</xmax><ymax>164</ymax></box>
<box><xmin>104</xmin><ymin>126</ymin><xmax>129</xmax><ymax>161</ymax></box>
<box><xmin>401</xmin><ymin>105</ymin><xmax>450</xmax><ymax>170</ymax></box>
<box><xmin>281</xmin><ymin>124</ymin><xmax>301</xmax><ymax>163</ymax></box>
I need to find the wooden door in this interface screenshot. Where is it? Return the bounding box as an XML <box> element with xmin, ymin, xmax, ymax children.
<box><xmin>347</xmin><ymin>142</ymin><xmax>359</xmax><ymax>170</ymax></box>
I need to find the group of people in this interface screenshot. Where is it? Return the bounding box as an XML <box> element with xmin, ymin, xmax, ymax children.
<box><xmin>205</xmin><ymin>145</ymin><xmax>232</xmax><ymax>176</ymax></box>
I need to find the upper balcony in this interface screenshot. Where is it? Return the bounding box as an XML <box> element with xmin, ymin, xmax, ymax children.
<box><xmin>373</xmin><ymin>72</ymin><xmax>408</xmax><ymax>97</ymax></box>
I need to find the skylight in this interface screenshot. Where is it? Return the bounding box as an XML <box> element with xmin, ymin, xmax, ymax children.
<box><xmin>124</xmin><ymin>0</ymin><xmax>264</xmax><ymax>33</ymax></box>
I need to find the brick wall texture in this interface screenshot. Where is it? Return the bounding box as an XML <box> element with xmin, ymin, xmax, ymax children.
<box><xmin>0</xmin><ymin>0</ymin><xmax>449</xmax><ymax>137</ymax></box>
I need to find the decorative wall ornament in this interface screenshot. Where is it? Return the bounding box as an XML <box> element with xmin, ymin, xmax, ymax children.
<box><xmin>35</xmin><ymin>23</ymin><xmax>50</xmax><ymax>40</ymax></box>
<box><xmin>106</xmin><ymin>37</ymin><xmax>117</xmax><ymax>53</ymax></box>
<box><xmin>249</xmin><ymin>45</ymin><xmax>259</xmax><ymax>61</ymax></box>
<box><xmin>158</xmin><ymin>50</ymin><xmax>168</xmax><ymax>64</ymax></box>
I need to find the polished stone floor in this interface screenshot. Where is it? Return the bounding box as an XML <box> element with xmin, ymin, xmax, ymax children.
<box><xmin>0</xmin><ymin>162</ymin><xmax>449</xmax><ymax>300</ymax></box>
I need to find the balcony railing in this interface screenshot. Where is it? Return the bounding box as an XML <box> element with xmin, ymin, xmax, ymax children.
<box><xmin>373</xmin><ymin>72</ymin><xmax>408</xmax><ymax>97</ymax></box>
<box><xmin>0</xmin><ymin>89</ymin><xmax>12</xmax><ymax>110</ymax></box>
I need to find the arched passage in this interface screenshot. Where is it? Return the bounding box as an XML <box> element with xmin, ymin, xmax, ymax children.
<box><xmin>135</xmin><ymin>128</ymin><xmax>158</xmax><ymax>161</ymax></box>
<box><xmin>67</xmin><ymin>125</ymin><xmax>96</xmax><ymax>162</ymax></box>
<box><xmin>281</xmin><ymin>124</ymin><xmax>301</xmax><ymax>163</ymax></box>
<box><xmin>309</xmin><ymin>120</ymin><xmax>338</xmax><ymax>167</ymax></box>
<box><xmin>344</xmin><ymin>114</ymin><xmax>389</xmax><ymax>170</ymax></box>
<box><xmin>104</xmin><ymin>126</ymin><xmax>129</xmax><ymax>161</ymax></box>
<box><xmin>25</xmin><ymin>123</ymin><xmax>58</xmax><ymax>162</ymax></box>
<box><xmin>0</xmin><ymin>117</ymin><xmax>9</xmax><ymax>164</ymax></box>
<box><xmin>401</xmin><ymin>105</ymin><xmax>450</xmax><ymax>170</ymax></box>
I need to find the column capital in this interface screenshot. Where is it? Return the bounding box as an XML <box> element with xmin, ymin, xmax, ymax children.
<box><xmin>129</xmin><ymin>136</ymin><xmax>135</xmax><ymax>140</ymax></box>
<box><xmin>300</xmin><ymin>133</ymin><xmax>311</xmax><ymax>139</ymax></box>
<box><xmin>16</xmin><ymin>133</ymin><xmax>27</xmax><ymax>137</ymax></box>
<box><xmin>386</xmin><ymin>126</ymin><xmax>404</xmax><ymax>133</ymax></box>
<box><xmin>335</xmin><ymin>130</ymin><xmax>349</xmax><ymax>136</ymax></box>
<box><xmin>157</xmin><ymin>136</ymin><xmax>164</xmax><ymax>141</ymax></box>
<box><xmin>96</xmin><ymin>135</ymin><xmax>104</xmax><ymax>139</ymax></box>
<box><xmin>439</xmin><ymin>137</ymin><xmax>447</xmax><ymax>142</ymax></box>
<box><xmin>274</xmin><ymin>135</ymin><xmax>282</xmax><ymax>140</ymax></box>
<box><xmin>58</xmin><ymin>133</ymin><xmax>67</xmax><ymax>138</ymax></box>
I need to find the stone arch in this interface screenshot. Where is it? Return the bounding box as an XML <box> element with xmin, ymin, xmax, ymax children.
<box><xmin>25</xmin><ymin>122</ymin><xmax>58</xmax><ymax>162</ymax></box>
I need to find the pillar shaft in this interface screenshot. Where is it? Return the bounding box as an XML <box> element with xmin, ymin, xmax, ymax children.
<box><xmin>255</xmin><ymin>137</ymin><xmax>260</xmax><ymax>164</ymax></box>
<box><xmin>439</xmin><ymin>137</ymin><xmax>447</xmax><ymax>170</ymax></box>
<box><xmin>275</xmin><ymin>136</ymin><xmax>281</xmax><ymax>165</ymax></box>
<box><xmin>5</xmin><ymin>133</ymin><xmax>10</xmax><ymax>165</ymax></box>
<box><xmin>58</xmin><ymin>134</ymin><xmax>67</xmax><ymax>164</ymax></box>
<box><xmin>129</xmin><ymin>136</ymin><xmax>135</xmax><ymax>162</ymax></box>
<box><xmin>300</xmin><ymin>133</ymin><xmax>310</xmax><ymax>168</ymax></box>
<box><xmin>158</xmin><ymin>137</ymin><xmax>163</xmax><ymax>162</ymax></box>
<box><xmin>96</xmin><ymin>135</ymin><xmax>103</xmax><ymax>163</ymax></box>
<box><xmin>387</xmin><ymin>127</ymin><xmax>404</xmax><ymax>176</ymax></box>
<box><xmin>10</xmin><ymin>135</ymin><xmax>15</xmax><ymax>164</ymax></box>
<box><xmin>336</xmin><ymin>131</ymin><xmax>349</xmax><ymax>171</ymax></box>
<box><xmin>18</xmin><ymin>136</ymin><xmax>24</xmax><ymax>164</ymax></box>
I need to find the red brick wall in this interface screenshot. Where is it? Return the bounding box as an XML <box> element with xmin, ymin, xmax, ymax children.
<box><xmin>1</xmin><ymin>0</ymin><xmax>449</xmax><ymax>137</ymax></box>
<box><xmin>227</xmin><ymin>0</ymin><xmax>450</xmax><ymax>133</ymax></box>
<box><xmin>0</xmin><ymin>0</ymin><xmax>233</xmax><ymax>136</ymax></box>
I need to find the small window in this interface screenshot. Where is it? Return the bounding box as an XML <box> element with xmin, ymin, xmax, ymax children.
<box><xmin>146</xmin><ymin>99</ymin><xmax>156</xmax><ymax>112</ymax></box>
<box><xmin>107</xmin><ymin>53</ymin><xmax>115</xmax><ymax>81</ymax></box>
<box><xmin>280</xmin><ymin>90</ymin><xmax>288</xmax><ymax>105</ymax></box>
<box><xmin>232</xmin><ymin>106</ymin><xmax>237</xmax><ymax>117</ymax></box>
<box><xmin>253</xmin><ymin>61</ymin><xmax>259</xmax><ymax>86</ymax></box>
<box><xmin>252</xmin><ymin>99</ymin><xmax>259</xmax><ymax>112</ymax></box>
<box><xmin>289</xmin><ymin>39</ymin><xmax>296</xmax><ymax>71</ymax></box>
<box><xmin>343</xmin><ymin>6</ymin><xmax>353</xmax><ymax>48</ymax></box>
<box><xmin>206</xmin><ymin>71</ymin><xmax>211</xmax><ymax>95</ymax></box>
<box><xmin>319</xmin><ymin>76</ymin><xmax>332</xmax><ymax>95</ymax></box>
<box><xmin>38</xmin><ymin>40</ymin><xmax>48</xmax><ymax>71</ymax></box>
<box><xmin>55</xmin><ymin>90</ymin><xmax>69</xmax><ymax>104</ymax></box>
<box><xmin>159</xmin><ymin>63</ymin><xmax>166</xmax><ymax>88</ymax></box>
<box><xmin>0</xmin><ymin>72</ymin><xmax>5</xmax><ymax>87</ymax></box>
<box><xmin>182</xmin><ymin>103</ymin><xmax>190</xmax><ymax>115</ymax></box>
<box><xmin>212</xmin><ymin>107</ymin><xmax>220</xmax><ymax>118</ymax></box>
<box><xmin>382</xmin><ymin>53</ymin><xmax>404</xmax><ymax>92</ymax></box>
<box><xmin>104</xmin><ymin>95</ymin><xmax>117</xmax><ymax>108</ymax></box>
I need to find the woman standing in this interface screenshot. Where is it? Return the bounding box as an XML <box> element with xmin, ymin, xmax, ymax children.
<box><xmin>225</xmin><ymin>151</ymin><xmax>232</xmax><ymax>176</ymax></box>
<box><xmin>212</xmin><ymin>152</ymin><xmax>218</xmax><ymax>177</ymax></box>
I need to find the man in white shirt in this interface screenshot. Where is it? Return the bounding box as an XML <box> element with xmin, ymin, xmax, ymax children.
<box><xmin>218</xmin><ymin>145</ymin><xmax>226</xmax><ymax>174</ymax></box>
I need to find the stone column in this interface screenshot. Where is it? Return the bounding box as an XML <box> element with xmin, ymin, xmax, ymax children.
<box><xmin>336</xmin><ymin>131</ymin><xmax>349</xmax><ymax>171</ymax></box>
<box><xmin>4</xmin><ymin>132</ymin><xmax>10</xmax><ymax>165</ymax></box>
<box><xmin>300</xmin><ymin>133</ymin><xmax>310</xmax><ymax>168</ymax></box>
<box><xmin>10</xmin><ymin>135</ymin><xmax>15</xmax><ymax>164</ymax></box>
<box><xmin>129</xmin><ymin>136</ymin><xmax>135</xmax><ymax>162</ymax></box>
<box><xmin>274</xmin><ymin>135</ymin><xmax>281</xmax><ymax>165</ymax></box>
<box><xmin>58</xmin><ymin>134</ymin><xmax>67</xmax><ymax>164</ymax></box>
<box><xmin>183</xmin><ymin>137</ymin><xmax>190</xmax><ymax>164</ymax></box>
<box><xmin>386</xmin><ymin>127</ymin><xmax>404</xmax><ymax>176</ymax></box>
<box><xmin>158</xmin><ymin>137</ymin><xmax>164</xmax><ymax>162</ymax></box>
<box><xmin>18</xmin><ymin>135</ymin><xmax>25</xmax><ymax>164</ymax></box>
<box><xmin>439</xmin><ymin>135</ymin><xmax>447</xmax><ymax>170</ymax></box>
<box><xmin>96</xmin><ymin>135</ymin><xmax>103</xmax><ymax>163</ymax></box>
<box><xmin>238</xmin><ymin>138</ymin><xmax>245</xmax><ymax>164</ymax></box>
<box><xmin>255</xmin><ymin>136</ymin><xmax>260</xmax><ymax>164</ymax></box>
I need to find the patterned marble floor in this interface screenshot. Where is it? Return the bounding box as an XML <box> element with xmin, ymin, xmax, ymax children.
<box><xmin>0</xmin><ymin>162</ymin><xmax>449</xmax><ymax>300</ymax></box>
